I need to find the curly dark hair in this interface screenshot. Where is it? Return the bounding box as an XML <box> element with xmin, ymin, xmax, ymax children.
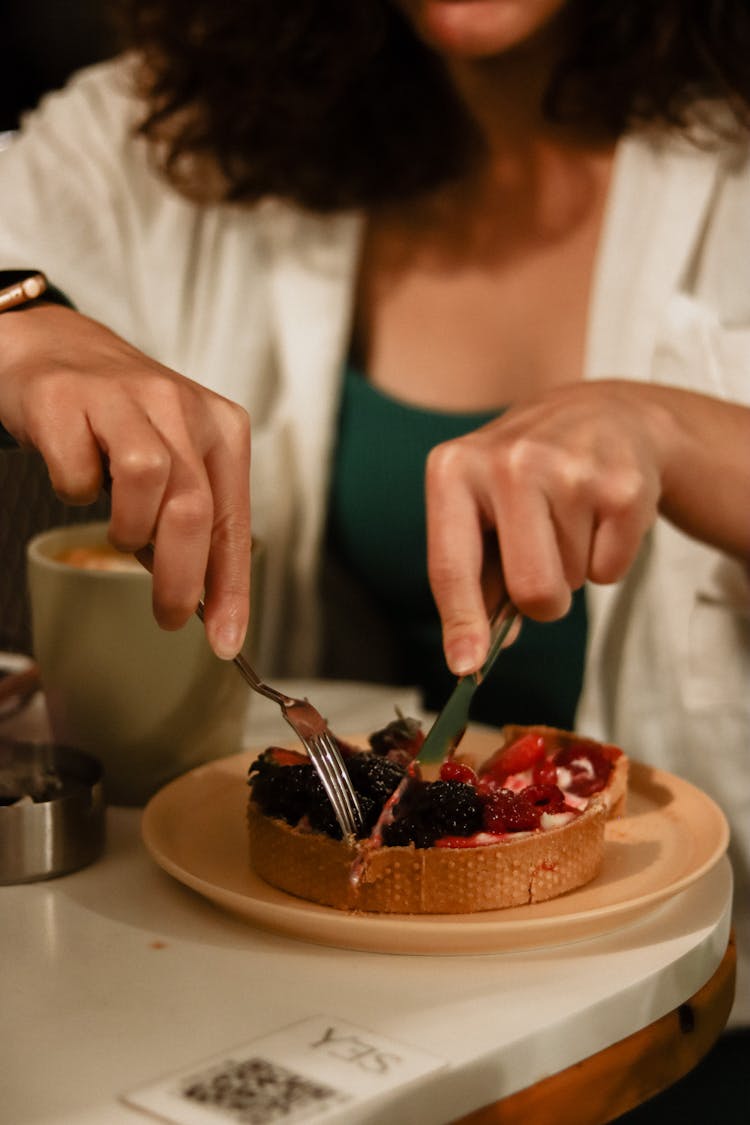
<box><xmin>116</xmin><ymin>0</ymin><xmax>750</xmax><ymax>211</ymax></box>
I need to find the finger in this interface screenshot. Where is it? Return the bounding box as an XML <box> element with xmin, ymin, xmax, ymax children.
<box><xmin>493</xmin><ymin>483</ymin><xmax>572</xmax><ymax>620</ymax></box>
<box><xmin>89</xmin><ymin>400</ymin><xmax>172</xmax><ymax>550</ymax></box>
<box><xmin>201</xmin><ymin>404</ymin><xmax>252</xmax><ymax>659</ymax></box>
<box><xmin>539</xmin><ymin>451</ymin><xmax>599</xmax><ymax>591</ymax></box>
<box><xmin>589</xmin><ymin>467</ymin><xmax>659</xmax><ymax>583</ymax></box>
<box><xmin>29</xmin><ymin>402</ymin><xmax>104</xmax><ymax>505</ymax></box>
<box><xmin>589</xmin><ymin>507</ymin><xmax>651</xmax><ymax>584</ymax></box>
<box><xmin>550</xmin><ymin>499</ymin><xmax>596</xmax><ymax>591</ymax></box>
<box><xmin>148</xmin><ymin>448</ymin><xmax>214</xmax><ymax>631</ymax></box>
<box><xmin>425</xmin><ymin>442</ymin><xmax>490</xmax><ymax>675</ymax></box>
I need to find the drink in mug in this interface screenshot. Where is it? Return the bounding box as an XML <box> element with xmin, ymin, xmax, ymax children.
<box><xmin>26</xmin><ymin>522</ymin><xmax>256</xmax><ymax>805</ymax></box>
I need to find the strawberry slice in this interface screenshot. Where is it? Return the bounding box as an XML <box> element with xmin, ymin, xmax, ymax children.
<box><xmin>480</xmin><ymin>732</ymin><xmax>548</xmax><ymax>782</ymax></box>
<box><xmin>266</xmin><ymin>746</ymin><xmax>309</xmax><ymax>767</ymax></box>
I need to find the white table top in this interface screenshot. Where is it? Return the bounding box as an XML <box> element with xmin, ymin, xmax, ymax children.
<box><xmin>0</xmin><ymin>676</ymin><xmax>734</xmax><ymax>1125</ymax></box>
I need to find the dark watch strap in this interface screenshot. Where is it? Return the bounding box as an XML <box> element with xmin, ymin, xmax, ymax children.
<box><xmin>0</xmin><ymin>272</ymin><xmax>76</xmax><ymax>447</ymax></box>
<box><xmin>0</xmin><ymin>270</ymin><xmax>74</xmax><ymax>311</ymax></box>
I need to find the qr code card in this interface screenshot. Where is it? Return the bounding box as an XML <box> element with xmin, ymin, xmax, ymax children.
<box><xmin>123</xmin><ymin>1015</ymin><xmax>448</xmax><ymax>1124</ymax></box>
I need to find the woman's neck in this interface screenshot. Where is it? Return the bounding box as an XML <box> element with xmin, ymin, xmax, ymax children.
<box><xmin>442</xmin><ymin>15</ymin><xmax>609</xmax><ymax>164</ymax></box>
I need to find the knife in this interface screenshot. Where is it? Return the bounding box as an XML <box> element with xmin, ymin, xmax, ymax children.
<box><xmin>416</xmin><ymin>598</ymin><xmax>520</xmax><ymax>764</ymax></box>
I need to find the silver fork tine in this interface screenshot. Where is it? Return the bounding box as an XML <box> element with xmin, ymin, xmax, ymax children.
<box><xmin>230</xmin><ymin>652</ymin><xmax>363</xmax><ymax>839</ymax></box>
<box><xmin>282</xmin><ymin>701</ymin><xmax>362</xmax><ymax>836</ymax></box>
<box><xmin>310</xmin><ymin>738</ymin><xmax>357</xmax><ymax>837</ymax></box>
<box><xmin>306</xmin><ymin>731</ymin><xmax>359</xmax><ymax>833</ymax></box>
<box><xmin>284</xmin><ymin>721</ymin><xmax>356</xmax><ymax>837</ymax></box>
<box><xmin>136</xmin><ymin>544</ymin><xmax>363</xmax><ymax>838</ymax></box>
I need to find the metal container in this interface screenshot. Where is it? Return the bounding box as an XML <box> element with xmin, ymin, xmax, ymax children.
<box><xmin>0</xmin><ymin>739</ymin><xmax>105</xmax><ymax>883</ymax></box>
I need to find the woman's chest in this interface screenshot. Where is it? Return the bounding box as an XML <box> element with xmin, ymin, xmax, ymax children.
<box><xmin>354</xmin><ymin>164</ymin><xmax>612</xmax><ymax>409</ymax></box>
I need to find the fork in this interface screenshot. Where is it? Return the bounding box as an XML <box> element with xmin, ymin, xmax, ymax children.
<box><xmin>199</xmin><ymin>605</ymin><xmax>364</xmax><ymax>838</ymax></box>
<box><xmin>134</xmin><ymin>543</ymin><xmax>363</xmax><ymax>838</ymax></box>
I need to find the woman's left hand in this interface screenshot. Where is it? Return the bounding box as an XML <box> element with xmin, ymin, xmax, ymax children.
<box><xmin>425</xmin><ymin>379</ymin><xmax>750</xmax><ymax>675</ymax></box>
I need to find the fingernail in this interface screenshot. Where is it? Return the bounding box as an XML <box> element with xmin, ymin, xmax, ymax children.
<box><xmin>447</xmin><ymin>639</ymin><xmax>482</xmax><ymax>677</ymax></box>
<box><xmin>213</xmin><ymin>622</ymin><xmax>244</xmax><ymax>660</ymax></box>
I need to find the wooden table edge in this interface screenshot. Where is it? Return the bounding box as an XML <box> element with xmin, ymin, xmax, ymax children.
<box><xmin>453</xmin><ymin>931</ymin><xmax>737</xmax><ymax>1125</ymax></box>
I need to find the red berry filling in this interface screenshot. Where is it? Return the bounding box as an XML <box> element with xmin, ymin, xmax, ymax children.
<box><xmin>432</xmin><ymin>732</ymin><xmax>616</xmax><ymax>846</ymax></box>
<box><xmin>439</xmin><ymin>761</ymin><xmax>478</xmax><ymax>785</ymax></box>
<box><xmin>532</xmin><ymin>758</ymin><xmax>559</xmax><ymax>786</ymax></box>
<box><xmin>481</xmin><ymin>732</ymin><xmax>547</xmax><ymax>782</ymax></box>
<box><xmin>253</xmin><ymin>723</ymin><xmax>617</xmax><ymax>850</ymax></box>
<box><xmin>554</xmin><ymin>743</ymin><xmax>615</xmax><ymax>796</ymax></box>
<box><xmin>482</xmin><ymin>788</ymin><xmax>541</xmax><ymax>833</ymax></box>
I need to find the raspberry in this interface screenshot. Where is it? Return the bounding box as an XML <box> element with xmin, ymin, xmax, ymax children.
<box><xmin>522</xmin><ymin>784</ymin><xmax>566</xmax><ymax>811</ymax></box>
<box><xmin>532</xmin><ymin>759</ymin><xmax>559</xmax><ymax>786</ymax></box>
<box><xmin>477</xmin><ymin>776</ymin><xmax>500</xmax><ymax>797</ymax></box>
<box><xmin>439</xmin><ymin>761</ymin><xmax>478</xmax><ymax>785</ymax></box>
<box><xmin>482</xmin><ymin>788</ymin><xmax>540</xmax><ymax>833</ymax></box>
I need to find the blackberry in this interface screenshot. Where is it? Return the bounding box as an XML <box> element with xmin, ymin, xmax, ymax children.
<box><xmin>248</xmin><ymin>759</ymin><xmax>313</xmax><ymax>827</ymax></box>
<box><xmin>249</xmin><ymin>749</ymin><xmax>400</xmax><ymax>840</ymax></box>
<box><xmin>369</xmin><ymin>715</ymin><xmax>423</xmax><ymax>761</ymax></box>
<box><xmin>351</xmin><ymin>793</ymin><xmax>379</xmax><ymax>837</ymax></box>
<box><xmin>346</xmin><ymin>754</ymin><xmax>405</xmax><ymax>805</ymax></box>
<box><xmin>381</xmin><ymin>779</ymin><xmax>483</xmax><ymax>848</ymax></box>
<box><xmin>383</xmin><ymin>811</ymin><xmax>437</xmax><ymax>849</ymax></box>
<box><xmin>307</xmin><ymin>774</ymin><xmax>345</xmax><ymax>839</ymax></box>
<box><xmin>424</xmin><ymin>781</ymin><xmax>483</xmax><ymax>838</ymax></box>
<box><xmin>341</xmin><ymin>754</ymin><xmax>405</xmax><ymax>837</ymax></box>
<box><xmin>250</xmin><ymin>745</ymin><xmax>484</xmax><ymax>848</ymax></box>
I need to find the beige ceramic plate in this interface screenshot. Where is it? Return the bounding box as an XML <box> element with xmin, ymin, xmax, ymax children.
<box><xmin>141</xmin><ymin>730</ymin><xmax>729</xmax><ymax>955</ymax></box>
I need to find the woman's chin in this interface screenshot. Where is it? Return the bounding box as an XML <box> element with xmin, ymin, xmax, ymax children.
<box><xmin>403</xmin><ymin>0</ymin><xmax>567</xmax><ymax>60</ymax></box>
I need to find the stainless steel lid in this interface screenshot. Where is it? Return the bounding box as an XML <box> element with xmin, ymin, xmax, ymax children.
<box><xmin>0</xmin><ymin>739</ymin><xmax>105</xmax><ymax>883</ymax></box>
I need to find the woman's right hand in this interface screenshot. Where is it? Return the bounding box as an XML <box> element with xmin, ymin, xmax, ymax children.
<box><xmin>425</xmin><ymin>378</ymin><xmax>750</xmax><ymax>677</ymax></box>
<box><xmin>0</xmin><ymin>303</ymin><xmax>252</xmax><ymax>659</ymax></box>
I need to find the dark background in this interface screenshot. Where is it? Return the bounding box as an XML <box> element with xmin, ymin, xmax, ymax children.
<box><xmin>1</xmin><ymin>0</ymin><xmax>118</xmax><ymax>132</ymax></box>
<box><xmin>0</xmin><ymin>2</ymin><xmax>117</xmax><ymax>652</ymax></box>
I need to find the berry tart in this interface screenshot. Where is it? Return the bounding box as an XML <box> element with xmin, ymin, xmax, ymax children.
<box><xmin>247</xmin><ymin>719</ymin><xmax>628</xmax><ymax>914</ymax></box>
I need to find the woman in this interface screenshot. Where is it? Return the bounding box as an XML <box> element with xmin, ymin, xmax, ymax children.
<box><xmin>0</xmin><ymin>0</ymin><xmax>749</xmax><ymax>1048</ymax></box>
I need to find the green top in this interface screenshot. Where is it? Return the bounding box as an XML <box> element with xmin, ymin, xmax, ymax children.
<box><xmin>328</xmin><ymin>366</ymin><xmax>587</xmax><ymax>729</ymax></box>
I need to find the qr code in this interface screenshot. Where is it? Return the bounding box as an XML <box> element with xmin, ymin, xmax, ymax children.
<box><xmin>179</xmin><ymin>1056</ymin><xmax>349</xmax><ymax>1124</ymax></box>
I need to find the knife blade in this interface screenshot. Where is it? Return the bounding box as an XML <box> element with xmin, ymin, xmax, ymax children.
<box><xmin>416</xmin><ymin>599</ymin><xmax>520</xmax><ymax>765</ymax></box>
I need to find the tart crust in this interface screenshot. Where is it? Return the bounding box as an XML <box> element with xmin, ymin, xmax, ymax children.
<box><xmin>247</xmin><ymin>794</ymin><xmax>608</xmax><ymax>914</ymax></box>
